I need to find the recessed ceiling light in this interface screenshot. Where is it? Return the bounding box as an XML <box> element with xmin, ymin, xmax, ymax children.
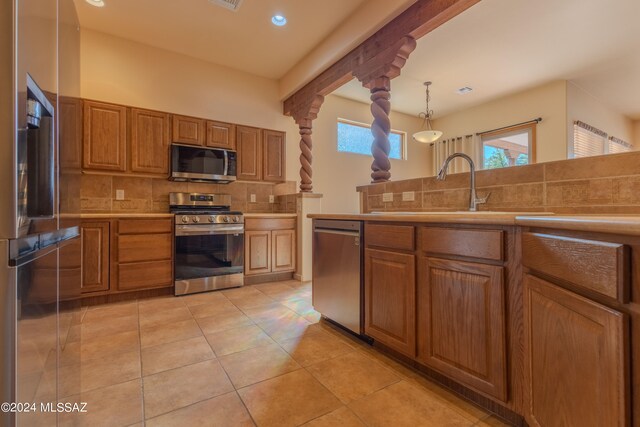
<box><xmin>456</xmin><ymin>86</ymin><xmax>473</xmax><ymax>95</ymax></box>
<box><xmin>271</xmin><ymin>15</ymin><xmax>287</xmax><ymax>26</ymax></box>
<box><xmin>85</xmin><ymin>0</ymin><xmax>105</xmax><ymax>7</ymax></box>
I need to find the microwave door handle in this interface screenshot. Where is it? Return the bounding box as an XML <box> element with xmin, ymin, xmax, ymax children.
<box><xmin>223</xmin><ymin>150</ymin><xmax>229</xmax><ymax>176</ymax></box>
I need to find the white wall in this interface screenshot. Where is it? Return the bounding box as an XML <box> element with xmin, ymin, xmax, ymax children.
<box><xmin>430</xmin><ymin>80</ymin><xmax>568</xmax><ymax>172</ymax></box>
<box><xmin>567</xmin><ymin>81</ymin><xmax>635</xmax><ymax>151</ymax></box>
<box><xmin>313</xmin><ymin>94</ymin><xmax>428</xmax><ymax>213</ymax></box>
<box><xmin>79</xmin><ymin>29</ymin><xmax>426</xmax><ymax>214</ymax></box>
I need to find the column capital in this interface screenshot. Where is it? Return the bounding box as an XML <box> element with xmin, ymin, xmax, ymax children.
<box><xmin>289</xmin><ymin>94</ymin><xmax>325</xmax><ymax>127</ymax></box>
<box><xmin>352</xmin><ymin>35</ymin><xmax>417</xmax><ymax>90</ymax></box>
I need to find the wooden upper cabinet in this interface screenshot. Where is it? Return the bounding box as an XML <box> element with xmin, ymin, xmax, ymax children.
<box><xmin>236</xmin><ymin>125</ymin><xmax>262</xmax><ymax>181</ymax></box>
<box><xmin>130</xmin><ymin>108</ymin><xmax>171</xmax><ymax>175</ymax></box>
<box><xmin>364</xmin><ymin>248</ymin><xmax>416</xmax><ymax>357</ymax></box>
<box><xmin>206</xmin><ymin>121</ymin><xmax>236</xmax><ymax>150</ymax></box>
<box><xmin>172</xmin><ymin>114</ymin><xmax>205</xmax><ymax>146</ymax></box>
<box><xmin>418</xmin><ymin>257</ymin><xmax>507</xmax><ymax>401</ymax></box>
<box><xmin>80</xmin><ymin>221</ymin><xmax>110</xmax><ymax>294</ymax></box>
<box><xmin>524</xmin><ymin>274</ymin><xmax>629</xmax><ymax>427</ymax></box>
<box><xmin>59</xmin><ymin>96</ymin><xmax>83</xmax><ymax>170</ymax></box>
<box><xmin>262</xmin><ymin>129</ymin><xmax>286</xmax><ymax>182</ymax></box>
<box><xmin>83</xmin><ymin>100</ymin><xmax>127</xmax><ymax>172</ymax></box>
<box><xmin>245</xmin><ymin>230</ymin><xmax>271</xmax><ymax>275</ymax></box>
<box><xmin>272</xmin><ymin>229</ymin><xmax>296</xmax><ymax>273</ymax></box>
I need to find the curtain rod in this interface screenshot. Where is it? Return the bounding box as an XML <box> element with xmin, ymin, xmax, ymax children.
<box><xmin>475</xmin><ymin>117</ymin><xmax>542</xmax><ymax>136</ymax></box>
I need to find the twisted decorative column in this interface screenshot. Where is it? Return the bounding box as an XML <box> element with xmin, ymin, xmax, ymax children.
<box><xmin>299</xmin><ymin>122</ymin><xmax>313</xmax><ymax>192</ymax></box>
<box><xmin>370</xmin><ymin>77</ymin><xmax>392</xmax><ymax>183</ymax></box>
<box><xmin>290</xmin><ymin>95</ymin><xmax>324</xmax><ymax>193</ymax></box>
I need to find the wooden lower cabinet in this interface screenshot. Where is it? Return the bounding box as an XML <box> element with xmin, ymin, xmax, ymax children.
<box><xmin>245</xmin><ymin>230</ymin><xmax>272</xmax><ymax>275</ymax></box>
<box><xmin>364</xmin><ymin>248</ymin><xmax>416</xmax><ymax>357</ymax></box>
<box><xmin>244</xmin><ymin>219</ymin><xmax>296</xmax><ymax>280</ymax></box>
<box><xmin>115</xmin><ymin>219</ymin><xmax>173</xmax><ymax>291</ymax></box>
<box><xmin>272</xmin><ymin>229</ymin><xmax>296</xmax><ymax>272</ymax></box>
<box><xmin>79</xmin><ymin>218</ymin><xmax>173</xmax><ymax>296</ymax></box>
<box><xmin>417</xmin><ymin>257</ymin><xmax>507</xmax><ymax>401</ymax></box>
<box><xmin>523</xmin><ymin>274</ymin><xmax>629</xmax><ymax>427</ymax></box>
<box><xmin>80</xmin><ymin>221</ymin><xmax>110</xmax><ymax>294</ymax></box>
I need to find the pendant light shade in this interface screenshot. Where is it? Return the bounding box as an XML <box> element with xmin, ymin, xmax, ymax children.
<box><xmin>413</xmin><ymin>81</ymin><xmax>443</xmax><ymax>143</ymax></box>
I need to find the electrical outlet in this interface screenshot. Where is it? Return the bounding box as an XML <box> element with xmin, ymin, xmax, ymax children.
<box><xmin>269</xmin><ymin>195</ymin><xmax>275</xmax><ymax>203</ymax></box>
<box><xmin>402</xmin><ymin>191</ymin><xmax>415</xmax><ymax>201</ymax></box>
<box><xmin>115</xmin><ymin>189</ymin><xmax>125</xmax><ymax>201</ymax></box>
<box><xmin>250</xmin><ymin>194</ymin><xmax>256</xmax><ymax>203</ymax></box>
<box><xmin>382</xmin><ymin>192</ymin><xmax>393</xmax><ymax>202</ymax></box>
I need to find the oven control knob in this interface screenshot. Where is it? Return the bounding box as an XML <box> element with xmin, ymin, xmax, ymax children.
<box><xmin>223</xmin><ymin>216</ymin><xmax>230</xmax><ymax>223</ymax></box>
<box><xmin>208</xmin><ymin>215</ymin><xmax>216</xmax><ymax>223</ymax></box>
<box><xmin>233</xmin><ymin>216</ymin><xmax>240</xmax><ymax>223</ymax></box>
<box><xmin>192</xmin><ymin>216</ymin><xmax>200</xmax><ymax>224</ymax></box>
<box><xmin>181</xmin><ymin>216</ymin><xmax>189</xmax><ymax>224</ymax></box>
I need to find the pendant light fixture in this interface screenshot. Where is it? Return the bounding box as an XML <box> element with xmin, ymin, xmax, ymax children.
<box><xmin>413</xmin><ymin>81</ymin><xmax>443</xmax><ymax>143</ymax></box>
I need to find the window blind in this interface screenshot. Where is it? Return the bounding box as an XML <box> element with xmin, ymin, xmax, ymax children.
<box><xmin>573</xmin><ymin>121</ymin><xmax>605</xmax><ymax>158</ymax></box>
<box><xmin>608</xmin><ymin>136</ymin><xmax>632</xmax><ymax>154</ymax></box>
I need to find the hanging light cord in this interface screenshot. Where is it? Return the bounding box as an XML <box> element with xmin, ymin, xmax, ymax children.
<box><xmin>418</xmin><ymin>83</ymin><xmax>434</xmax><ymax>130</ymax></box>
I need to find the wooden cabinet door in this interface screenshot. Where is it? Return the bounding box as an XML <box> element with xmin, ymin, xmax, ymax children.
<box><xmin>83</xmin><ymin>100</ymin><xmax>127</xmax><ymax>171</ymax></box>
<box><xmin>236</xmin><ymin>125</ymin><xmax>262</xmax><ymax>181</ymax></box>
<box><xmin>262</xmin><ymin>130</ymin><xmax>285</xmax><ymax>182</ymax></box>
<box><xmin>59</xmin><ymin>96</ymin><xmax>82</xmax><ymax>170</ymax></box>
<box><xmin>245</xmin><ymin>230</ymin><xmax>271</xmax><ymax>275</ymax></box>
<box><xmin>364</xmin><ymin>248</ymin><xmax>416</xmax><ymax>357</ymax></box>
<box><xmin>418</xmin><ymin>257</ymin><xmax>507</xmax><ymax>401</ymax></box>
<box><xmin>80</xmin><ymin>221</ymin><xmax>110</xmax><ymax>293</ymax></box>
<box><xmin>206</xmin><ymin>121</ymin><xmax>236</xmax><ymax>150</ymax></box>
<box><xmin>524</xmin><ymin>274</ymin><xmax>629</xmax><ymax>427</ymax></box>
<box><xmin>130</xmin><ymin>108</ymin><xmax>171</xmax><ymax>175</ymax></box>
<box><xmin>272</xmin><ymin>229</ymin><xmax>295</xmax><ymax>272</ymax></box>
<box><xmin>172</xmin><ymin>114</ymin><xmax>204</xmax><ymax>146</ymax></box>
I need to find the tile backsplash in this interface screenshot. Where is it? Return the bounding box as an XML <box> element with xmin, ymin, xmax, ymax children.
<box><xmin>359</xmin><ymin>151</ymin><xmax>640</xmax><ymax>214</ymax></box>
<box><xmin>60</xmin><ymin>173</ymin><xmax>297</xmax><ymax>214</ymax></box>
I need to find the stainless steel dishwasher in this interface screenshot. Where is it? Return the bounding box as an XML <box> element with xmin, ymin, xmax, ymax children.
<box><xmin>312</xmin><ymin>219</ymin><xmax>363</xmax><ymax>335</ymax></box>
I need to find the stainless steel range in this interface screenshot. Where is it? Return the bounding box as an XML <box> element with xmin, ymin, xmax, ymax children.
<box><xmin>170</xmin><ymin>192</ymin><xmax>244</xmax><ymax>296</ymax></box>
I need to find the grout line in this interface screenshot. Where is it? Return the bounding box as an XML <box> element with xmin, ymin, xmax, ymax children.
<box><xmin>136</xmin><ymin>299</ymin><xmax>147</xmax><ymax>425</ymax></box>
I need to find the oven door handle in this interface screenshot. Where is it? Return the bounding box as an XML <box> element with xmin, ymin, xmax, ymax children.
<box><xmin>176</xmin><ymin>226</ymin><xmax>244</xmax><ymax>236</ymax></box>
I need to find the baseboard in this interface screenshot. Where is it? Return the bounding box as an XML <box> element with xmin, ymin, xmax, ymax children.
<box><xmin>244</xmin><ymin>271</ymin><xmax>294</xmax><ymax>285</ymax></box>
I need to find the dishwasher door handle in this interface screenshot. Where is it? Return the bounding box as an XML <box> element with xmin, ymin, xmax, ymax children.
<box><xmin>314</xmin><ymin>228</ymin><xmax>360</xmax><ymax>238</ymax></box>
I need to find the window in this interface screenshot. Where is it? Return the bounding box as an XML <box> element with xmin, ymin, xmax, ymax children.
<box><xmin>481</xmin><ymin>123</ymin><xmax>536</xmax><ymax>170</ymax></box>
<box><xmin>572</xmin><ymin>121</ymin><xmax>632</xmax><ymax>158</ymax></box>
<box><xmin>337</xmin><ymin>119</ymin><xmax>406</xmax><ymax>160</ymax></box>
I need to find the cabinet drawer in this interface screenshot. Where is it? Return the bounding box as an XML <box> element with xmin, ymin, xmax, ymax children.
<box><xmin>118</xmin><ymin>260</ymin><xmax>173</xmax><ymax>291</ymax></box>
<box><xmin>522</xmin><ymin>232</ymin><xmax>628</xmax><ymax>302</ymax></box>
<box><xmin>365</xmin><ymin>224</ymin><xmax>415</xmax><ymax>251</ymax></box>
<box><xmin>245</xmin><ymin>218</ymin><xmax>295</xmax><ymax>231</ymax></box>
<box><xmin>118</xmin><ymin>219</ymin><xmax>172</xmax><ymax>234</ymax></box>
<box><xmin>420</xmin><ymin>227</ymin><xmax>503</xmax><ymax>261</ymax></box>
<box><xmin>118</xmin><ymin>234</ymin><xmax>172</xmax><ymax>263</ymax></box>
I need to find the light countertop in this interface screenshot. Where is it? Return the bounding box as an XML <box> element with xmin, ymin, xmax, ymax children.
<box><xmin>308</xmin><ymin>211</ymin><xmax>552</xmax><ymax>226</ymax></box>
<box><xmin>62</xmin><ymin>213</ymin><xmax>175</xmax><ymax>219</ymax></box>
<box><xmin>244</xmin><ymin>213</ymin><xmax>297</xmax><ymax>218</ymax></box>
<box><xmin>308</xmin><ymin>212</ymin><xmax>640</xmax><ymax>235</ymax></box>
<box><xmin>515</xmin><ymin>215</ymin><xmax>640</xmax><ymax>236</ymax></box>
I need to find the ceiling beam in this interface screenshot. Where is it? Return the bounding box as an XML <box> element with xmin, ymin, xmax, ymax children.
<box><xmin>283</xmin><ymin>0</ymin><xmax>481</xmax><ymax>118</ymax></box>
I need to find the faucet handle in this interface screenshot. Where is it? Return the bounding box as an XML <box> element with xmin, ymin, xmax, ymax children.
<box><xmin>475</xmin><ymin>192</ymin><xmax>491</xmax><ymax>204</ymax></box>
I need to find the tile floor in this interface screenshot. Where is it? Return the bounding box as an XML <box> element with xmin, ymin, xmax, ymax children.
<box><xmin>59</xmin><ymin>280</ymin><xmax>510</xmax><ymax>426</ymax></box>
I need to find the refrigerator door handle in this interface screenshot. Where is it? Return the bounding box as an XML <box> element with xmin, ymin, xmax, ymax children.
<box><xmin>9</xmin><ymin>242</ymin><xmax>57</xmax><ymax>267</ymax></box>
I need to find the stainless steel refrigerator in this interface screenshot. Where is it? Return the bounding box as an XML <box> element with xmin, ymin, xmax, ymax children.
<box><xmin>1</xmin><ymin>0</ymin><xmax>82</xmax><ymax>425</ymax></box>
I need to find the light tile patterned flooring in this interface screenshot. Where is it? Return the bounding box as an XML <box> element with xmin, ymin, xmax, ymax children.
<box><xmin>61</xmin><ymin>280</ymin><xmax>510</xmax><ymax>426</ymax></box>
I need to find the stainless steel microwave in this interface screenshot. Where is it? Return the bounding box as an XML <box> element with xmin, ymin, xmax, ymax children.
<box><xmin>170</xmin><ymin>144</ymin><xmax>237</xmax><ymax>184</ymax></box>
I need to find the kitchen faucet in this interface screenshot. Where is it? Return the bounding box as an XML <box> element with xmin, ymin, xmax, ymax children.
<box><xmin>436</xmin><ymin>153</ymin><xmax>490</xmax><ymax>211</ymax></box>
